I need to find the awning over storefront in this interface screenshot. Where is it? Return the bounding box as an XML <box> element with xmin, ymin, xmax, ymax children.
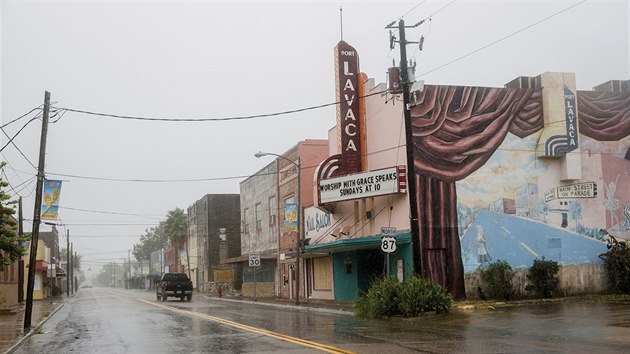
<box><xmin>304</xmin><ymin>232</ymin><xmax>411</xmax><ymax>255</ymax></box>
<box><xmin>55</xmin><ymin>265</ymin><xmax>66</xmax><ymax>277</ymax></box>
<box><xmin>35</xmin><ymin>260</ymin><xmax>49</xmax><ymax>272</ymax></box>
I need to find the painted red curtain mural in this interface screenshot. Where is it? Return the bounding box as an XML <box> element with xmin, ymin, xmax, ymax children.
<box><xmin>577</xmin><ymin>91</ymin><xmax>630</xmax><ymax>141</ymax></box>
<box><xmin>409</xmin><ymin>85</ymin><xmax>544</xmax><ymax>299</ymax></box>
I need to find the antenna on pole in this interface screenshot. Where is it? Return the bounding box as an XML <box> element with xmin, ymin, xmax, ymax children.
<box><xmin>340</xmin><ymin>7</ymin><xmax>343</xmax><ymax>41</ymax></box>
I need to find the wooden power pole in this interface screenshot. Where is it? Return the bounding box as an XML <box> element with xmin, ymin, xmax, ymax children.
<box><xmin>24</xmin><ymin>91</ymin><xmax>51</xmax><ymax>330</ymax></box>
<box><xmin>66</xmin><ymin>229</ymin><xmax>70</xmax><ymax>297</ymax></box>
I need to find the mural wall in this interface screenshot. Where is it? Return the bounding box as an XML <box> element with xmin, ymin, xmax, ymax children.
<box><xmin>455</xmin><ymin>82</ymin><xmax>630</xmax><ymax>274</ymax></box>
<box><xmin>409</xmin><ymin>73</ymin><xmax>629</xmax><ymax>298</ymax></box>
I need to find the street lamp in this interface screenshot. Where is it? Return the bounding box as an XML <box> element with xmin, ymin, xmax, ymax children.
<box><xmin>255</xmin><ymin>151</ymin><xmax>302</xmax><ymax>305</ymax></box>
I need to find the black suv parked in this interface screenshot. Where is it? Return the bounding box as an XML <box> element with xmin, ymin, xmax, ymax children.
<box><xmin>156</xmin><ymin>273</ymin><xmax>193</xmax><ymax>302</ymax></box>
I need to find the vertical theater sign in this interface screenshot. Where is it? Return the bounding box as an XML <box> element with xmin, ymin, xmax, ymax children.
<box><xmin>334</xmin><ymin>40</ymin><xmax>363</xmax><ymax>175</ymax></box>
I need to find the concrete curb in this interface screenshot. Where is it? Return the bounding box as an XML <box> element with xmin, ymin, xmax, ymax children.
<box><xmin>3</xmin><ymin>303</ymin><xmax>64</xmax><ymax>354</ymax></box>
<box><xmin>200</xmin><ymin>295</ymin><xmax>354</xmax><ymax>316</ymax></box>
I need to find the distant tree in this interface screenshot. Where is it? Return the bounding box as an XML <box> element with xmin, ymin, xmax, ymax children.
<box><xmin>0</xmin><ymin>162</ymin><xmax>27</xmax><ymax>271</ymax></box>
<box><xmin>132</xmin><ymin>223</ymin><xmax>168</xmax><ymax>263</ymax></box>
<box><xmin>568</xmin><ymin>201</ymin><xmax>583</xmax><ymax>229</ymax></box>
<box><xmin>164</xmin><ymin>208</ymin><xmax>189</xmax><ymax>276</ymax></box>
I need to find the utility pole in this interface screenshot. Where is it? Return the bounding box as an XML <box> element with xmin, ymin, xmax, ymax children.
<box><xmin>24</xmin><ymin>91</ymin><xmax>50</xmax><ymax>331</ymax></box>
<box><xmin>66</xmin><ymin>230</ymin><xmax>69</xmax><ymax>297</ymax></box>
<box><xmin>386</xmin><ymin>19</ymin><xmax>424</xmax><ymax>274</ymax></box>
<box><xmin>128</xmin><ymin>249</ymin><xmax>131</xmax><ymax>289</ymax></box>
<box><xmin>74</xmin><ymin>251</ymin><xmax>77</xmax><ymax>291</ymax></box>
<box><xmin>124</xmin><ymin>256</ymin><xmax>127</xmax><ymax>289</ymax></box>
<box><xmin>70</xmin><ymin>242</ymin><xmax>73</xmax><ymax>294</ymax></box>
<box><xmin>18</xmin><ymin>197</ymin><xmax>24</xmax><ymax>304</ymax></box>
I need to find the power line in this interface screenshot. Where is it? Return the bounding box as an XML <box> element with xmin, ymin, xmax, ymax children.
<box><xmin>45</xmin><ymin>171</ymin><xmax>253</xmax><ymax>183</ymax></box>
<box><xmin>397</xmin><ymin>0</ymin><xmax>428</xmax><ymax>21</ymax></box>
<box><xmin>419</xmin><ymin>0</ymin><xmax>587</xmax><ymax>77</ymax></box>
<box><xmin>0</xmin><ymin>115</ymin><xmax>41</xmax><ymax>170</ymax></box>
<box><xmin>59</xmin><ymin>206</ymin><xmax>163</xmax><ymax>220</ymax></box>
<box><xmin>81</xmin><ymin>250</ymin><xmax>133</xmax><ymax>256</ymax></box>
<box><xmin>45</xmin><ymin>159</ymin><xmax>321</xmax><ymax>183</ymax></box>
<box><xmin>12</xmin><ymin>142</ymin><xmax>627</xmax><ymax>186</ymax></box>
<box><xmin>22</xmin><ymin>219</ymin><xmax>155</xmax><ymax>226</ymax></box>
<box><xmin>1</xmin><ymin>107</ymin><xmax>42</xmax><ymax>129</ymax></box>
<box><xmin>0</xmin><ymin>116</ymin><xmax>41</xmax><ymax>152</ymax></box>
<box><xmin>1</xmin><ymin>169</ymin><xmax>36</xmax><ymax>198</ymax></box>
<box><xmin>53</xmin><ymin>90</ymin><xmax>386</xmax><ymax>123</ymax></box>
<box><xmin>69</xmin><ymin>235</ymin><xmax>145</xmax><ymax>238</ymax></box>
<box><xmin>423</xmin><ymin>0</ymin><xmax>457</xmax><ymax>21</ymax></box>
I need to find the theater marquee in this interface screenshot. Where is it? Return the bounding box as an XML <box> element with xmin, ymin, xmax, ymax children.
<box><xmin>319</xmin><ymin>166</ymin><xmax>407</xmax><ymax>204</ymax></box>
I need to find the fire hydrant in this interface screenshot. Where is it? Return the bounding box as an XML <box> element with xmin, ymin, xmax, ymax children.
<box><xmin>217</xmin><ymin>287</ymin><xmax>222</xmax><ymax>298</ymax></box>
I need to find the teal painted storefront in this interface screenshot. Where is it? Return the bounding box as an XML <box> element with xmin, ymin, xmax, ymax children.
<box><xmin>304</xmin><ymin>233</ymin><xmax>414</xmax><ymax>302</ymax></box>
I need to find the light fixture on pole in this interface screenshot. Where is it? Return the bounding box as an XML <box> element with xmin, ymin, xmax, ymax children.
<box><xmin>255</xmin><ymin>151</ymin><xmax>302</xmax><ymax>306</ymax></box>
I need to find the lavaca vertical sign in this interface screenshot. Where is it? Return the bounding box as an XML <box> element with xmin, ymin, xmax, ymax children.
<box><xmin>563</xmin><ymin>87</ymin><xmax>579</xmax><ymax>152</ymax></box>
<box><xmin>335</xmin><ymin>41</ymin><xmax>362</xmax><ymax>174</ymax></box>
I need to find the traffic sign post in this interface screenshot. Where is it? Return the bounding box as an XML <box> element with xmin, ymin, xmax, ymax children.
<box><xmin>380</xmin><ymin>236</ymin><xmax>397</xmax><ymax>253</ymax></box>
<box><xmin>380</xmin><ymin>227</ymin><xmax>397</xmax><ymax>276</ymax></box>
<box><xmin>249</xmin><ymin>253</ymin><xmax>261</xmax><ymax>267</ymax></box>
<box><xmin>249</xmin><ymin>254</ymin><xmax>260</xmax><ymax>301</ymax></box>
<box><xmin>381</xmin><ymin>227</ymin><xmax>396</xmax><ymax>236</ymax></box>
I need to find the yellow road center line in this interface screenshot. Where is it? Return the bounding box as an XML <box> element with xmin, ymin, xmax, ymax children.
<box><xmin>137</xmin><ymin>298</ymin><xmax>355</xmax><ymax>354</ymax></box>
<box><xmin>520</xmin><ymin>242</ymin><xmax>540</xmax><ymax>257</ymax></box>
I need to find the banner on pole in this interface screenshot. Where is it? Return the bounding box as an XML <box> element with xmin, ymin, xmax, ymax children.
<box><xmin>41</xmin><ymin>179</ymin><xmax>63</xmax><ymax>220</ymax></box>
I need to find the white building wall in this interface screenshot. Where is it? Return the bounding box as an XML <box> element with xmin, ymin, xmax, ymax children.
<box><xmin>240</xmin><ymin>162</ymin><xmax>278</xmax><ymax>255</ymax></box>
<box><xmin>322</xmin><ymin>78</ymin><xmax>411</xmax><ymax>239</ymax></box>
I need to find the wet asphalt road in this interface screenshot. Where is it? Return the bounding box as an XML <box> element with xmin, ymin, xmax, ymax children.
<box><xmin>13</xmin><ymin>288</ymin><xmax>630</xmax><ymax>353</ymax></box>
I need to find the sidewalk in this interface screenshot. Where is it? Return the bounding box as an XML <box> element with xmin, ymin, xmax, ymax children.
<box><xmin>0</xmin><ymin>297</ymin><xmax>66</xmax><ymax>354</ymax></box>
<box><xmin>200</xmin><ymin>291</ymin><xmax>355</xmax><ymax>315</ymax></box>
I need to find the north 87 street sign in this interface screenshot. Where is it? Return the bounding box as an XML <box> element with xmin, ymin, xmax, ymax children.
<box><xmin>380</xmin><ymin>236</ymin><xmax>396</xmax><ymax>253</ymax></box>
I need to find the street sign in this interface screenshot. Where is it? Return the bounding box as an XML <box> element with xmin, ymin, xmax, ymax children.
<box><xmin>381</xmin><ymin>236</ymin><xmax>397</xmax><ymax>253</ymax></box>
<box><xmin>381</xmin><ymin>227</ymin><xmax>396</xmax><ymax>236</ymax></box>
<box><xmin>249</xmin><ymin>253</ymin><xmax>261</xmax><ymax>267</ymax></box>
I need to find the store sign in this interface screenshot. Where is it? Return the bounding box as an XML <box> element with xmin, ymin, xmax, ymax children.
<box><xmin>278</xmin><ymin>161</ymin><xmax>299</xmax><ymax>186</ymax></box>
<box><xmin>557</xmin><ymin>182</ymin><xmax>597</xmax><ymax>199</ymax></box>
<box><xmin>544</xmin><ymin>188</ymin><xmax>557</xmax><ymax>202</ymax></box>
<box><xmin>335</xmin><ymin>40</ymin><xmax>362</xmax><ymax>174</ymax></box>
<box><xmin>305</xmin><ymin>206</ymin><xmax>336</xmax><ymax>239</ymax></box>
<box><xmin>545</xmin><ymin>182</ymin><xmax>597</xmax><ymax>201</ymax></box>
<box><xmin>319</xmin><ymin>166</ymin><xmax>406</xmax><ymax>203</ymax></box>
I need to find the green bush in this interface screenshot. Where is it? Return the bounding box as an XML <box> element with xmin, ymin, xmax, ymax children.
<box><xmin>353</xmin><ymin>276</ymin><xmax>399</xmax><ymax>319</ymax></box>
<box><xmin>354</xmin><ymin>275</ymin><xmax>451</xmax><ymax>319</ymax></box>
<box><xmin>526</xmin><ymin>257</ymin><xmax>560</xmax><ymax>298</ymax></box>
<box><xmin>602</xmin><ymin>239</ymin><xmax>630</xmax><ymax>294</ymax></box>
<box><xmin>479</xmin><ymin>260</ymin><xmax>514</xmax><ymax>300</ymax></box>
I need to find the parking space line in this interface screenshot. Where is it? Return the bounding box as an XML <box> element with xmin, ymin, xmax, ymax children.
<box><xmin>137</xmin><ymin>298</ymin><xmax>355</xmax><ymax>354</ymax></box>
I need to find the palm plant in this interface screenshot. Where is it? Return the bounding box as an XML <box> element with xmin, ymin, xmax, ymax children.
<box><xmin>164</xmin><ymin>208</ymin><xmax>189</xmax><ymax>276</ymax></box>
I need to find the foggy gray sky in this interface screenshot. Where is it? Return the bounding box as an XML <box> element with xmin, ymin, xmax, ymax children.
<box><xmin>1</xmin><ymin>0</ymin><xmax>628</xmax><ymax>271</ymax></box>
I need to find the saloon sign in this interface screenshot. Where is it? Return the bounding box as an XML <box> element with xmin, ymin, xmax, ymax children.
<box><xmin>319</xmin><ymin>166</ymin><xmax>407</xmax><ymax>204</ymax></box>
<box><xmin>305</xmin><ymin>206</ymin><xmax>336</xmax><ymax>239</ymax></box>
